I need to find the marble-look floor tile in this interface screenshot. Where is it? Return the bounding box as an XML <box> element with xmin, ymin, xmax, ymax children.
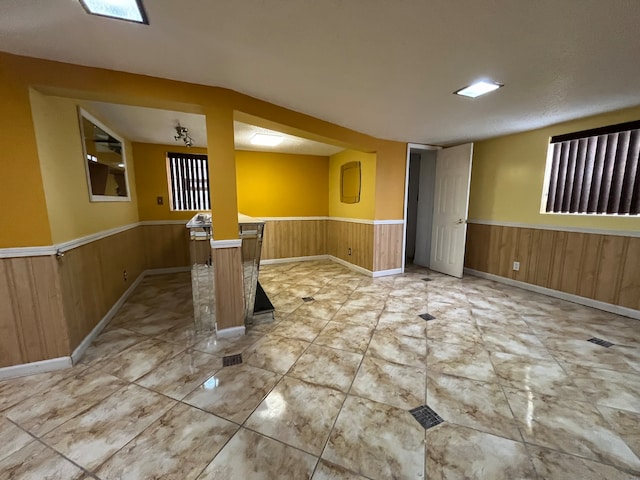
<box><xmin>0</xmin><ymin>416</ymin><xmax>33</xmax><ymax>462</ymax></box>
<box><xmin>427</xmin><ymin>372</ymin><xmax>521</xmax><ymax>441</ymax></box>
<box><xmin>95</xmin><ymin>338</ymin><xmax>186</xmax><ymax>381</ymax></box>
<box><xmin>472</xmin><ymin>308</ymin><xmax>533</xmax><ymax>333</ymax></box>
<box><xmin>376</xmin><ymin>311</ymin><xmax>427</xmax><ymax>338</ymax></box>
<box><xmin>351</xmin><ymin>356</ymin><xmax>425</xmax><ymax>409</ymax></box>
<box><xmin>489</xmin><ymin>351</ymin><xmax>584</xmax><ymax>399</ymax></box>
<box><xmin>312</xmin><ymin>286</ymin><xmax>352</xmax><ymax>304</ymax></box>
<box><xmin>42</xmin><ymin>384</ymin><xmax>175</xmax><ymax>471</ymax></box>
<box><xmin>426</xmin><ymin>423</ymin><xmax>536</xmax><ymax>480</ymax></box>
<box><xmin>559</xmin><ymin>363</ymin><xmax>640</xmax><ymax>413</ymax></box>
<box><xmin>427</xmin><ymin>340</ymin><xmax>498</xmax><ymax>383</ymax></box>
<box><xmin>312</xmin><ymin>459</ymin><xmax>369</xmax><ymax>479</ymax></box>
<box><xmin>426</xmin><ymin>320</ymin><xmax>482</xmax><ymax>346</ymax></box>
<box><xmin>79</xmin><ymin>327</ymin><xmax>147</xmax><ymax>365</ymax></box>
<box><xmin>598</xmin><ymin>406</ymin><xmax>640</xmax><ymax>459</ymax></box>
<box><xmin>275</xmin><ymin>282</ymin><xmax>322</xmax><ymax>299</ymax></box>
<box><xmin>124</xmin><ymin>314</ymin><xmax>190</xmax><ymax>337</ymax></box>
<box><xmin>331</xmin><ymin>304</ymin><xmax>381</xmax><ymax>328</ymax></box>
<box><xmin>269</xmin><ymin>293</ymin><xmax>306</xmax><ymax>314</ymax></box>
<box><xmin>135</xmin><ymin>349</ymin><xmax>221</xmax><ymax>400</ymax></box>
<box><xmin>288</xmin><ymin>344</ymin><xmax>362</xmax><ymax>392</ymax></box>
<box><xmin>245</xmin><ymin>376</ymin><xmax>344</xmax><ymax>455</ymax></box>
<box><xmin>95</xmin><ymin>403</ymin><xmax>238</xmax><ymax>480</ymax></box>
<box><xmin>383</xmin><ymin>295</ymin><xmax>428</xmax><ymax>314</ymax></box>
<box><xmin>4</xmin><ymin>368</ymin><xmax>125</xmax><ymax>436</ymax></box>
<box><xmin>0</xmin><ymin>442</ymin><xmax>86</xmax><ymax>480</ymax></box>
<box><xmin>546</xmin><ymin>341</ymin><xmax>640</xmax><ymax>374</ymax></box>
<box><xmin>479</xmin><ymin>326</ymin><xmax>552</xmax><ymax>359</ymax></box>
<box><xmin>0</xmin><ymin>366</ymin><xmax>83</xmax><ymax>412</ymax></box>
<box><xmin>505</xmin><ymin>388</ymin><xmax>640</xmax><ymax>473</ymax></box>
<box><xmin>154</xmin><ymin>323</ymin><xmax>213</xmax><ymax>348</ymax></box>
<box><xmin>314</xmin><ymin>322</ymin><xmax>373</xmax><ymax>354</ymax></box>
<box><xmin>293</xmin><ymin>299</ymin><xmax>343</xmax><ymax>320</ymax></box>
<box><xmin>244</xmin><ymin>335</ymin><xmax>310</xmax><ymax>374</ymax></box>
<box><xmin>269</xmin><ymin>315</ymin><xmax>328</xmax><ymax>342</ymax></box>
<box><xmin>366</xmin><ymin>330</ymin><xmax>426</xmax><ymax>368</ymax></box>
<box><xmin>183</xmin><ymin>363</ymin><xmax>280</xmax><ymax>424</ymax></box>
<box><xmin>323</xmin><ymin>395</ymin><xmax>425</xmax><ymax>480</ymax></box>
<box><xmin>192</xmin><ymin>332</ymin><xmax>262</xmax><ymax>357</ymax></box>
<box><xmin>343</xmin><ymin>292</ymin><xmax>386</xmax><ymax>311</ymax></box>
<box><xmin>197</xmin><ymin>428</ymin><xmax>316</xmax><ymax>480</ymax></box>
<box><xmin>427</xmin><ymin>301</ymin><xmax>474</xmax><ymax>323</ymax></box>
<box><xmin>526</xmin><ymin>444</ymin><xmax>638</xmax><ymax>480</ymax></box>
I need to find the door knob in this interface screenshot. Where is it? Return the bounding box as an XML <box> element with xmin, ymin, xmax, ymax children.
<box><xmin>456</xmin><ymin>219</ymin><xmax>465</xmax><ymax>224</ymax></box>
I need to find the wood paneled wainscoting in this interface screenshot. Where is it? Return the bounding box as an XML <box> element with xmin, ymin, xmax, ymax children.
<box><xmin>262</xmin><ymin>219</ymin><xmax>327</xmax><ymax>261</ymax></box>
<box><xmin>0</xmin><ymin>222</ymin><xmax>190</xmax><ymax>371</ymax></box>
<box><xmin>0</xmin><ymin>255</ymin><xmax>69</xmax><ymax>368</ymax></box>
<box><xmin>327</xmin><ymin>219</ymin><xmax>374</xmax><ymax>271</ymax></box>
<box><xmin>465</xmin><ymin>222</ymin><xmax>640</xmax><ymax>312</ymax></box>
<box><xmin>261</xmin><ymin>218</ymin><xmax>404</xmax><ymax>275</ymax></box>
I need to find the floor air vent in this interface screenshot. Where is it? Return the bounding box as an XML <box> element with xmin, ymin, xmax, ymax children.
<box><xmin>222</xmin><ymin>354</ymin><xmax>243</xmax><ymax>367</ymax></box>
<box><xmin>410</xmin><ymin>405</ymin><xmax>444</xmax><ymax>430</ymax></box>
<box><xmin>587</xmin><ymin>337</ymin><xmax>614</xmax><ymax>348</ymax></box>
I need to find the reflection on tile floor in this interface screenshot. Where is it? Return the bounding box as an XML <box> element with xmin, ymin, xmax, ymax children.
<box><xmin>1</xmin><ymin>261</ymin><xmax>640</xmax><ymax>479</ymax></box>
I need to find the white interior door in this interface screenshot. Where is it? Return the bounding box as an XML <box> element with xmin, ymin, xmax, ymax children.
<box><xmin>429</xmin><ymin>143</ymin><xmax>473</xmax><ymax>277</ymax></box>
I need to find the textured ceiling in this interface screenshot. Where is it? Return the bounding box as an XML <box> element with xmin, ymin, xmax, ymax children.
<box><xmin>2</xmin><ymin>1</ymin><xmax>640</xmax><ymax>145</ymax></box>
<box><xmin>84</xmin><ymin>101</ymin><xmax>343</xmax><ymax>155</ymax></box>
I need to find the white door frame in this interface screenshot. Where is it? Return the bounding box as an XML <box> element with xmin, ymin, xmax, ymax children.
<box><xmin>401</xmin><ymin>143</ymin><xmax>441</xmax><ymax>273</ymax></box>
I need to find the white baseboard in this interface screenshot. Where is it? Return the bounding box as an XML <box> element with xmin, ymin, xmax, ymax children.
<box><xmin>70</xmin><ymin>270</ymin><xmax>147</xmax><ymax>364</ymax></box>
<box><xmin>328</xmin><ymin>256</ymin><xmax>374</xmax><ymax>276</ymax></box>
<box><xmin>373</xmin><ymin>268</ymin><xmax>403</xmax><ymax>278</ymax></box>
<box><xmin>464</xmin><ymin>268</ymin><xmax>640</xmax><ymax>320</ymax></box>
<box><xmin>0</xmin><ymin>356</ymin><xmax>72</xmax><ymax>380</ymax></box>
<box><xmin>216</xmin><ymin>326</ymin><xmax>246</xmax><ymax>338</ymax></box>
<box><xmin>262</xmin><ymin>255</ymin><xmax>403</xmax><ymax>279</ymax></box>
<box><xmin>261</xmin><ymin>255</ymin><xmax>330</xmax><ymax>265</ymax></box>
<box><xmin>146</xmin><ymin>266</ymin><xmax>191</xmax><ymax>275</ymax></box>
<box><xmin>5</xmin><ymin>265</ymin><xmax>193</xmax><ymax>380</ymax></box>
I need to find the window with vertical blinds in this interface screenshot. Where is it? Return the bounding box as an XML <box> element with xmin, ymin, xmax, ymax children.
<box><xmin>543</xmin><ymin>120</ymin><xmax>640</xmax><ymax>215</ymax></box>
<box><xmin>167</xmin><ymin>152</ymin><xmax>210</xmax><ymax>211</ymax></box>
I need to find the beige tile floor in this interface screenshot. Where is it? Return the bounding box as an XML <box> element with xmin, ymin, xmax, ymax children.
<box><xmin>1</xmin><ymin>260</ymin><xmax>640</xmax><ymax>479</ymax></box>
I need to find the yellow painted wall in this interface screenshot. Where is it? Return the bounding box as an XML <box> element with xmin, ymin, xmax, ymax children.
<box><xmin>0</xmin><ymin>51</ymin><xmax>406</xmax><ymax>246</ymax></box>
<box><xmin>133</xmin><ymin>146</ymin><xmax>329</xmax><ymax>220</ymax></box>
<box><xmin>470</xmin><ymin>105</ymin><xmax>640</xmax><ymax>232</ymax></box>
<box><xmin>30</xmin><ymin>91</ymin><xmax>139</xmax><ymax>244</ymax></box>
<box><xmin>132</xmin><ymin>143</ymin><xmax>208</xmax><ymax>221</ymax></box>
<box><xmin>329</xmin><ymin>150</ymin><xmax>376</xmax><ymax>220</ymax></box>
<box><xmin>0</xmin><ymin>62</ymin><xmax>52</xmax><ymax>247</ymax></box>
<box><xmin>236</xmin><ymin>151</ymin><xmax>329</xmax><ymax>217</ymax></box>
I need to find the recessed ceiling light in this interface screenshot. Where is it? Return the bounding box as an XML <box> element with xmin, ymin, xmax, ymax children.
<box><xmin>454</xmin><ymin>80</ymin><xmax>503</xmax><ymax>98</ymax></box>
<box><xmin>79</xmin><ymin>0</ymin><xmax>148</xmax><ymax>24</ymax></box>
<box><xmin>251</xmin><ymin>133</ymin><xmax>283</xmax><ymax>147</ymax></box>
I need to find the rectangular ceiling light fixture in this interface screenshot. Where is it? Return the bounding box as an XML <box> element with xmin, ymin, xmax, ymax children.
<box><xmin>251</xmin><ymin>133</ymin><xmax>283</xmax><ymax>147</ymax></box>
<box><xmin>80</xmin><ymin>0</ymin><xmax>148</xmax><ymax>24</ymax></box>
<box><xmin>455</xmin><ymin>80</ymin><xmax>503</xmax><ymax>98</ymax></box>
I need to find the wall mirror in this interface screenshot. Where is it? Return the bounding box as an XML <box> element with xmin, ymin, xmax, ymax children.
<box><xmin>79</xmin><ymin>108</ymin><xmax>130</xmax><ymax>201</ymax></box>
<box><xmin>340</xmin><ymin>161</ymin><xmax>361</xmax><ymax>204</ymax></box>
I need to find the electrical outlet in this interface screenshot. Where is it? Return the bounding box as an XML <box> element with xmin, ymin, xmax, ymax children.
<box><xmin>156</xmin><ymin>196</ymin><xmax>164</xmax><ymax>205</ymax></box>
<box><xmin>348</xmin><ymin>247</ymin><xmax>352</xmax><ymax>256</ymax></box>
<box><xmin>123</xmin><ymin>270</ymin><xmax>128</xmax><ymax>281</ymax></box>
<box><xmin>512</xmin><ymin>261</ymin><xmax>520</xmax><ymax>271</ymax></box>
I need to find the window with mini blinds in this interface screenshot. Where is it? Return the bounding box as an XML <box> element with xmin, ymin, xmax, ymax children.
<box><xmin>167</xmin><ymin>152</ymin><xmax>210</xmax><ymax>211</ymax></box>
<box><xmin>542</xmin><ymin>120</ymin><xmax>640</xmax><ymax>216</ymax></box>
